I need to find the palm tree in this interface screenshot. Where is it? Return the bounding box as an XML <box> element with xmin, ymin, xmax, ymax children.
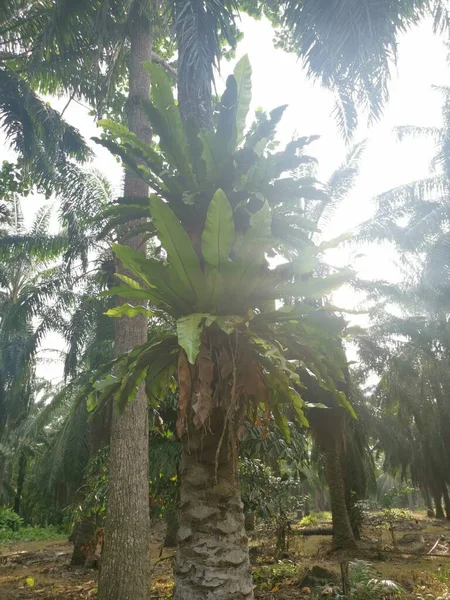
<box><xmin>3</xmin><ymin>3</ymin><xmax>444</xmax><ymax>596</ymax></box>
<box><xmin>355</xmin><ymin>273</ymin><xmax>450</xmax><ymax>519</ymax></box>
<box><xmin>93</xmin><ymin>59</ymin><xmax>354</xmax><ymax>599</ymax></box>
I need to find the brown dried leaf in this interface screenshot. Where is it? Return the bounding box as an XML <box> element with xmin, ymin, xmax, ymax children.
<box><xmin>176</xmin><ymin>350</ymin><xmax>191</xmax><ymax>438</ymax></box>
<box><xmin>192</xmin><ymin>344</ymin><xmax>214</xmax><ymax>428</ymax></box>
<box><xmin>218</xmin><ymin>346</ymin><xmax>232</xmax><ymax>379</ymax></box>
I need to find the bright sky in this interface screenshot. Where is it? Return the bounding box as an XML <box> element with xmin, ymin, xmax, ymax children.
<box><xmin>2</xmin><ymin>13</ymin><xmax>448</xmax><ymax>381</ymax></box>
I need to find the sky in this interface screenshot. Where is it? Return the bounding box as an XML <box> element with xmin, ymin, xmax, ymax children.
<box><xmin>2</xmin><ymin>13</ymin><xmax>449</xmax><ymax>381</ymax></box>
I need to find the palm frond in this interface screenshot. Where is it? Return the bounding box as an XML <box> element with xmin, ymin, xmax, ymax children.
<box><xmin>174</xmin><ymin>0</ymin><xmax>238</xmax><ymax>126</ymax></box>
<box><xmin>281</xmin><ymin>0</ymin><xmax>428</xmax><ymax>136</ymax></box>
<box><xmin>0</xmin><ymin>65</ymin><xmax>90</xmax><ymax>188</ymax></box>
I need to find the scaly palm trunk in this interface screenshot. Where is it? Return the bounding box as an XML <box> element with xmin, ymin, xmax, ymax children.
<box><xmin>174</xmin><ymin>409</ymin><xmax>253</xmax><ymax>600</ymax></box>
<box><xmin>71</xmin><ymin>517</ymin><xmax>98</xmax><ymax>566</ymax></box>
<box><xmin>432</xmin><ymin>487</ymin><xmax>445</xmax><ymax>519</ymax></box>
<box><xmin>13</xmin><ymin>450</ymin><xmax>26</xmax><ymax>516</ymax></box>
<box><xmin>442</xmin><ymin>485</ymin><xmax>450</xmax><ymax>520</ymax></box>
<box><xmin>323</xmin><ymin>438</ymin><xmax>357</xmax><ymax>550</ymax></box>
<box><xmin>98</xmin><ymin>8</ymin><xmax>152</xmax><ymax>600</ymax></box>
<box><xmin>423</xmin><ymin>486</ymin><xmax>434</xmax><ymax>516</ymax></box>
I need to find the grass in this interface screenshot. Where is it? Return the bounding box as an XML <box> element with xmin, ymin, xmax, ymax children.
<box><xmin>0</xmin><ymin>525</ymin><xmax>66</xmax><ymax>545</ymax></box>
<box><xmin>298</xmin><ymin>511</ymin><xmax>332</xmax><ymax>527</ymax></box>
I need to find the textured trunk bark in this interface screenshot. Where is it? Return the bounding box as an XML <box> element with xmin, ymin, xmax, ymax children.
<box><xmin>164</xmin><ymin>505</ymin><xmax>179</xmax><ymax>548</ymax></box>
<box><xmin>173</xmin><ymin>423</ymin><xmax>253</xmax><ymax>600</ymax></box>
<box><xmin>175</xmin><ymin>0</ymin><xmax>213</xmax><ymax>128</ymax></box>
<box><xmin>432</xmin><ymin>488</ymin><xmax>445</xmax><ymax>519</ymax></box>
<box><xmin>244</xmin><ymin>511</ymin><xmax>255</xmax><ymax>532</ymax></box>
<box><xmin>442</xmin><ymin>485</ymin><xmax>450</xmax><ymax>520</ymax></box>
<box><xmin>71</xmin><ymin>517</ymin><xmax>98</xmax><ymax>566</ymax></box>
<box><xmin>423</xmin><ymin>486</ymin><xmax>434</xmax><ymax>516</ymax></box>
<box><xmin>13</xmin><ymin>451</ymin><xmax>26</xmax><ymax>516</ymax></box>
<box><xmin>98</xmin><ymin>7</ymin><xmax>152</xmax><ymax>600</ymax></box>
<box><xmin>323</xmin><ymin>441</ymin><xmax>356</xmax><ymax>550</ymax></box>
<box><xmin>0</xmin><ymin>454</ymin><xmax>6</xmax><ymax>504</ymax></box>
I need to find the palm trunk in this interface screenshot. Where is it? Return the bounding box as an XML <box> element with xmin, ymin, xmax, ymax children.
<box><xmin>432</xmin><ymin>487</ymin><xmax>445</xmax><ymax>519</ymax></box>
<box><xmin>13</xmin><ymin>451</ymin><xmax>26</xmax><ymax>516</ymax></box>
<box><xmin>173</xmin><ymin>417</ymin><xmax>253</xmax><ymax>600</ymax></box>
<box><xmin>175</xmin><ymin>1</ymin><xmax>213</xmax><ymax>128</ymax></box>
<box><xmin>164</xmin><ymin>505</ymin><xmax>179</xmax><ymax>548</ymax></box>
<box><xmin>0</xmin><ymin>454</ymin><xmax>6</xmax><ymax>504</ymax></box>
<box><xmin>71</xmin><ymin>517</ymin><xmax>98</xmax><ymax>566</ymax></box>
<box><xmin>98</xmin><ymin>8</ymin><xmax>152</xmax><ymax>600</ymax></box>
<box><xmin>442</xmin><ymin>485</ymin><xmax>450</xmax><ymax>520</ymax></box>
<box><xmin>323</xmin><ymin>440</ymin><xmax>357</xmax><ymax>550</ymax></box>
<box><xmin>423</xmin><ymin>486</ymin><xmax>434</xmax><ymax>515</ymax></box>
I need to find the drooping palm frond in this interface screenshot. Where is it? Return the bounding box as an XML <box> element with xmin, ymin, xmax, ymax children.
<box><xmin>280</xmin><ymin>0</ymin><xmax>428</xmax><ymax>138</ymax></box>
<box><xmin>174</xmin><ymin>0</ymin><xmax>238</xmax><ymax>126</ymax></box>
<box><xmin>307</xmin><ymin>139</ymin><xmax>367</xmax><ymax>230</ymax></box>
<box><xmin>424</xmin><ymin>230</ymin><xmax>450</xmax><ymax>291</ymax></box>
<box><xmin>0</xmin><ymin>66</ymin><xmax>90</xmax><ymax>187</ymax></box>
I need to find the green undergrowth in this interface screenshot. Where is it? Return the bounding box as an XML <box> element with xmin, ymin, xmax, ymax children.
<box><xmin>0</xmin><ymin>525</ymin><xmax>66</xmax><ymax>545</ymax></box>
<box><xmin>252</xmin><ymin>561</ymin><xmax>299</xmax><ymax>589</ymax></box>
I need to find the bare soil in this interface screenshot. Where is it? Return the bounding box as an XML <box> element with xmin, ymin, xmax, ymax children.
<box><xmin>0</xmin><ymin>514</ymin><xmax>449</xmax><ymax>599</ymax></box>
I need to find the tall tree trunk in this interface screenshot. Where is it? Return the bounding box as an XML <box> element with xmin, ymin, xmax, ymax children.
<box><xmin>173</xmin><ymin>414</ymin><xmax>253</xmax><ymax>600</ymax></box>
<box><xmin>164</xmin><ymin>505</ymin><xmax>178</xmax><ymax>548</ymax></box>
<box><xmin>442</xmin><ymin>485</ymin><xmax>450</xmax><ymax>520</ymax></box>
<box><xmin>175</xmin><ymin>1</ymin><xmax>213</xmax><ymax>128</ymax></box>
<box><xmin>71</xmin><ymin>517</ymin><xmax>98</xmax><ymax>566</ymax></box>
<box><xmin>423</xmin><ymin>486</ymin><xmax>434</xmax><ymax>516</ymax></box>
<box><xmin>13</xmin><ymin>451</ymin><xmax>26</xmax><ymax>516</ymax></box>
<box><xmin>432</xmin><ymin>487</ymin><xmax>445</xmax><ymax>519</ymax></box>
<box><xmin>98</xmin><ymin>8</ymin><xmax>152</xmax><ymax>600</ymax></box>
<box><xmin>0</xmin><ymin>454</ymin><xmax>6</xmax><ymax>504</ymax></box>
<box><xmin>323</xmin><ymin>439</ymin><xmax>357</xmax><ymax>550</ymax></box>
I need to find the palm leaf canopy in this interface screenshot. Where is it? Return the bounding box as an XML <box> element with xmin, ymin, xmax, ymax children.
<box><xmin>90</xmin><ymin>58</ymin><xmax>354</xmax><ymax>441</ymax></box>
<box><xmin>278</xmin><ymin>0</ymin><xmax>429</xmax><ymax>137</ymax></box>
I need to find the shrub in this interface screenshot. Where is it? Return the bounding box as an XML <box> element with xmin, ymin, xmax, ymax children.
<box><xmin>0</xmin><ymin>525</ymin><xmax>65</xmax><ymax>545</ymax></box>
<box><xmin>299</xmin><ymin>514</ymin><xmax>318</xmax><ymax>527</ymax></box>
<box><xmin>0</xmin><ymin>508</ymin><xmax>23</xmax><ymax>532</ymax></box>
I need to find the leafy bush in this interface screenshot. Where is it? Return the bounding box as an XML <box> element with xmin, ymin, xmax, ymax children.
<box><xmin>349</xmin><ymin>560</ymin><xmax>402</xmax><ymax>599</ymax></box>
<box><xmin>299</xmin><ymin>514</ymin><xmax>318</xmax><ymax>527</ymax></box>
<box><xmin>0</xmin><ymin>508</ymin><xmax>22</xmax><ymax>531</ymax></box>
<box><xmin>381</xmin><ymin>485</ymin><xmax>415</xmax><ymax>509</ymax></box>
<box><xmin>0</xmin><ymin>525</ymin><xmax>65</xmax><ymax>545</ymax></box>
<box><xmin>252</xmin><ymin>561</ymin><xmax>299</xmax><ymax>590</ymax></box>
<box><xmin>382</xmin><ymin>508</ymin><xmax>413</xmax><ymax>523</ymax></box>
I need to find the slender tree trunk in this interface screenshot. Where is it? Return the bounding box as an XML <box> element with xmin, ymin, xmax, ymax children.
<box><xmin>173</xmin><ymin>416</ymin><xmax>253</xmax><ymax>600</ymax></box>
<box><xmin>244</xmin><ymin>511</ymin><xmax>255</xmax><ymax>532</ymax></box>
<box><xmin>0</xmin><ymin>454</ymin><xmax>6</xmax><ymax>504</ymax></box>
<box><xmin>323</xmin><ymin>440</ymin><xmax>357</xmax><ymax>550</ymax></box>
<box><xmin>175</xmin><ymin>1</ymin><xmax>213</xmax><ymax>128</ymax></box>
<box><xmin>442</xmin><ymin>485</ymin><xmax>450</xmax><ymax>520</ymax></box>
<box><xmin>13</xmin><ymin>451</ymin><xmax>26</xmax><ymax>516</ymax></box>
<box><xmin>423</xmin><ymin>486</ymin><xmax>434</xmax><ymax>516</ymax></box>
<box><xmin>432</xmin><ymin>487</ymin><xmax>445</xmax><ymax>519</ymax></box>
<box><xmin>71</xmin><ymin>517</ymin><xmax>98</xmax><ymax>566</ymax></box>
<box><xmin>164</xmin><ymin>505</ymin><xmax>179</xmax><ymax>548</ymax></box>
<box><xmin>98</xmin><ymin>8</ymin><xmax>152</xmax><ymax>600</ymax></box>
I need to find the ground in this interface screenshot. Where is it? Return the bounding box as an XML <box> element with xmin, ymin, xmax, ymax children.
<box><xmin>1</xmin><ymin>513</ymin><xmax>449</xmax><ymax>599</ymax></box>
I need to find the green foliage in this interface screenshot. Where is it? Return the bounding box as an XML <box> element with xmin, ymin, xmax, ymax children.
<box><xmin>299</xmin><ymin>513</ymin><xmax>318</xmax><ymax>527</ymax></box>
<box><xmin>0</xmin><ymin>508</ymin><xmax>22</xmax><ymax>531</ymax></box>
<box><xmin>380</xmin><ymin>485</ymin><xmax>415</xmax><ymax>509</ymax></box>
<box><xmin>382</xmin><ymin>508</ymin><xmax>413</xmax><ymax>524</ymax></box>
<box><xmin>252</xmin><ymin>561</ymin><xmax>299</xmax><ymax>589</ymax></box>
<box><xmin>348</xmin><ymin>560</ymin><xmax>403</xmax><ymax>600</ymax></box>
<box><xmin>0</xmin><ymin>525</ymin><xmax>65</xmax><ymax>545</ymax></box>
<box><xmin>94</xmin><ymin>61</ymin><xmax>353</xmax><ymax>439</ymax></box>
<box><xmin>240</xmin><ymin>458</ymin><xmax>305</xmax><ymax>520</ymax></box>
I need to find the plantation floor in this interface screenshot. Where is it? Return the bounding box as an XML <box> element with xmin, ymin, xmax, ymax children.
<box><xmin>0</xmin><ymin>514</ymin><xmax>449</xmax><ymax>599</ymax></box>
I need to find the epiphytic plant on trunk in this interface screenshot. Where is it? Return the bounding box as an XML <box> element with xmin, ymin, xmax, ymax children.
<box><xmin>92</xmin><ymin>57</ymin><xmax>352</xmax><ymax>599</ymax></box>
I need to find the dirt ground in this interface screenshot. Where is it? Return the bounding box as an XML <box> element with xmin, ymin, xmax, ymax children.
<box><xmin>1</xmin><ymin>515</ymin><xmax>450</xmax><ymax>599</ymax></box>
